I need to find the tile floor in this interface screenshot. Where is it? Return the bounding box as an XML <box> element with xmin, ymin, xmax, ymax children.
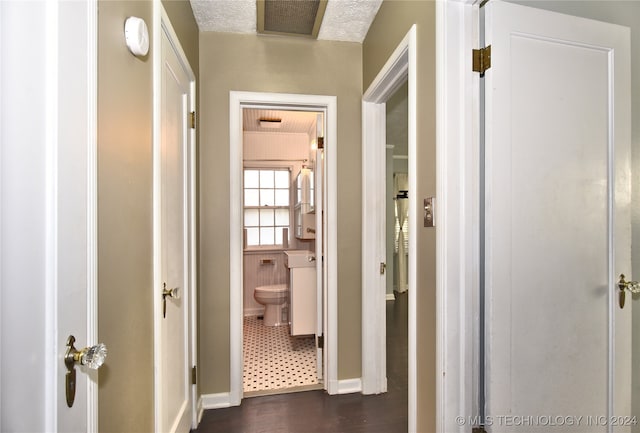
<box><xmin>243</xmin><ymin>315</ymin><xmax>318</xmax><ymax>394</ymax></box>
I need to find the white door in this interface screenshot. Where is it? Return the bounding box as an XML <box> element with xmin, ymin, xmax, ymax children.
<box><xmin>484</xmin><ymin>2</ymin><xmax>631</xmax><ymax>432</ymax></box>
<box><xmin>1</xmin><ymin>0</ymin><xmax>98</xmax><ymax>431</ymax></box>
<box><xmin>157</xmin><ymin>24</ymin><xmax>192</xmax><ymax>433</ymax></box>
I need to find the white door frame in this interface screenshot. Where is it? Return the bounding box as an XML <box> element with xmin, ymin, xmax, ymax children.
<box><xmin>152</xmin><ymin>4</ymin><xmax>198</xmax><ymax>431</ymax></box>
<box><xmin>229</xmin><ymin>91</ymin><xmax>338</xmax><ymax>405</ymax></box>
<box><xmin>435</xmin><ymin>1</ymin><xmax>480</xmax><ymax>431</ymax></box>
<box><xmin>361</xmin><ymin>24</ymin><xmax>417</xmax><ymax>430</ymax></box>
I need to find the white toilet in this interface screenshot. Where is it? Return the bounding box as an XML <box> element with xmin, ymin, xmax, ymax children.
<box><xmin>253</xmin><ymin>284</ymin><xmax>288</xmax><ymax>326</ymax></box>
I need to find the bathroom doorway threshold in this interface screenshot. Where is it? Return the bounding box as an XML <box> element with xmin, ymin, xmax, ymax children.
<box><xmin>245</xmin><ymin>384</ymin><xmax>324</xmax><ymax>399</ymax></box>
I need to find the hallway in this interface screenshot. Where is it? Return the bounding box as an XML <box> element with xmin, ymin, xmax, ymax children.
<box><xmin>194</xmin><ymin>293</ymin><xmax>408</xmax><ymax>432</ymax></box>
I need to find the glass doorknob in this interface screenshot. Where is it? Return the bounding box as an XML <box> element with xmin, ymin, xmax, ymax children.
<box><xmin>65</xmin><ymin>335</ymin><xmax>108</xmax><ymax>370</ymax></box>
<box><xmin>64</xmin><ymin>335</ymin><xmax>107</xmax><ymax>408</ymax></box>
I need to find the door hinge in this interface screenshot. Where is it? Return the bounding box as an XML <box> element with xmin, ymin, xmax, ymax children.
<box><xmin>472</xmin><ymin>45</ymin><xmax>491</xmax><ymax>76</ymax></box>
<box><xmin>192</xmin><ymin>365</ymin><xmax>197</xmax><ymax>385</ymax></box>
<box><xmin>472</xmin><ymin>427</ymin><xmax>488</xmax><ymax>433</ymax></box>
<box><xmin>189</xmin><ymin>111</ymin><xmax>196</xmax><ymax>129</ymax></box>
<box><xmin>317</xmin><ymin>137</ymin><xmax>324</xmax><ymax>149</ymax></box>
<box><xmin>317</xmin><ymin>335</ymin><xmax>324</xmax><ymax>349</ymax></box>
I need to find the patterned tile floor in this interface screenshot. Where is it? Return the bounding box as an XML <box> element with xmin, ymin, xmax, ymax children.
<box><xmin>243</xmin><ymin>315</ymin><xmax>318</xmax><ymax>394</ymax></box>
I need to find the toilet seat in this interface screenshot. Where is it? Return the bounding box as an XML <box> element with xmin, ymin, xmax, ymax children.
<box><xmin>254</xmin><ymin>284</ymin><xmax>288</xmax><ymax>298</ymax></box>
<box><xmin>255</xmin><ymin>283</ymin><xmax>287</xmax><ymax>292</ymax></box>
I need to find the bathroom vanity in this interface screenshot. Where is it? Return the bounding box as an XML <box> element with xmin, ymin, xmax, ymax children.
<box><xmin>284</xmin><ymin>250</ymin><xmax>316</xmax><ymax>336</ymax></box>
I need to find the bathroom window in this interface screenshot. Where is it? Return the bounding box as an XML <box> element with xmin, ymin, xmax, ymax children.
<box><xmin>244</xmin><ymin>168</ymin><xmax>290</xmax><ymax>247</ymax></box>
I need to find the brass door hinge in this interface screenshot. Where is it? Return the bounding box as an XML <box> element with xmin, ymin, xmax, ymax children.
<box><xmin>317</xmin><ymin>137</ymin><xmax>324</xmax><ymax>149</ymax></box>
<box><xmin>192</xmin><ymin>365</ymin><xmax>197</xmax><ymax>384</ymax></box>
<box><xmin>189</xmin><ymin>111</ymin><xmax>196</xmax><ymax>129</ymax></box>
<box><xmin>472</xmin><ymin>46</ymin><xmax>492</xmax><ymax>76</ymax></box>
<box><xmin>317</xmin><ymin>335</ymin><xmax>324</xmax><ymax>349</ymax></box>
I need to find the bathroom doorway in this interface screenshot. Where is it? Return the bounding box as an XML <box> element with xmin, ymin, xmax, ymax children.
<box><xmin>229</xmin><ymin>92</ymin><xmax>338</xmax><ymax>405</ymax></box>
<box><xmin>241</xmin><ymin>107</ymin><xmax>324</xmax><ymax>396</ymax></box>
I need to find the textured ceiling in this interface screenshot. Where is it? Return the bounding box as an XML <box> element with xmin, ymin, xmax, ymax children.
<box><xmin>189</xmin><ymin>0</ymin><xmax>383</xmax><ymax>43</ymax></box>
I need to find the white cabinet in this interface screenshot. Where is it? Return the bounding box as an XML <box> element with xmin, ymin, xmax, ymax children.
<box><xmin>284</xmin><ymin>250</ymin><xmax>316</xmax><ymax>336</ymax></box>
<box><xmin>289</xmin><ymin>267</ymin><xmax>316</xmax><ymax>336</ymax></box>
<box><xmin>294</xmin><ymin>204</ymin><xmax>315</xmax><ymax>239</ymax></box>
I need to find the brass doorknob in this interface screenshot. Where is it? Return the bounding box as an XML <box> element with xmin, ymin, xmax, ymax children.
<box><xmin>617</xmin><ymin>274</ymin><xmax>640</xmax><ymax>309</ymax></box>
<box><xmin>163</xmin><ymin>286</ymin><xmax>180</xmax><ymax>300</ymax></box>
<box><xmin>64</xmin><ymin>335</ymin><xmax>107</xmax><ymax>408</ymax></box>
<box><xmin>162</xmin><ymin>283</ymin><xmax>180</xmax><ymax>318</ymax></box>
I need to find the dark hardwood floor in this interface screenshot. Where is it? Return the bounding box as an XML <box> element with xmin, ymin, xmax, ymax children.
<box><xmin>193</xmin><ymin>292</ymin><xmax>408</xmax><ymax>433</ymax></box>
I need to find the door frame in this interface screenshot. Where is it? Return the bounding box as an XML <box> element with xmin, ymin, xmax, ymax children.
<box><xmin>361</xmin><ymin>24</ymin><xmax>417</xmax><ymax>429</ymax></box>
<box><xmin>435</xmin><ymin>0</ymin><xmax>481</xmax><ymax>431</ymax></box>
<box><xmin>229</xmin><ymin>91</ymin><xmax>338</xmax><ymax>404</ymax></box>
<box><xmin>361</xmin><ymin>1</ymin><xmax>485</xmax><ymax>430</ymax></box>
<box><xmin>152</xmin><ymin>4</ymin><xmax>198</xmax><ymax>431</ymax></box>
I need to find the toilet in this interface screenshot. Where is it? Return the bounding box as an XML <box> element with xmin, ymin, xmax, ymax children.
<box><xmin>253</xmin><ymin>284</ymin><xmax>288</xmax><ymax>326</ymax></box>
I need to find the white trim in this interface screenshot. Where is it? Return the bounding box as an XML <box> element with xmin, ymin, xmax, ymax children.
<box><xmin>385</xmin><ymin>294</ymin><xmax>396</xmax><ymax>301</ymax></box>
<box><xmin>361</xmin><ymin>24</ymin><xmax>417</xmax><ymax>431</ymax></box>
<box><xmin>153</xmin><ymin>3</ymin><xmax>198</xmax><ymax>431</ymax></box>
<box><xmin>0</xmin><ymin>1</ymin><xmax>3</xmax><ymax>423</ymax></box>
<box><xmin>152</xmin><ymin>0</ymin><xmax>162</xmax><ymax>427</ymax></box>
<box><xmin>243</xmin><ymin>307</ymin><xmax>264</xmax><ymax>316</ymax></box>
<box><xmin>337</xmin><ymin>378</ymin><xmax>363</xmax><ymax>394</ymax></box>
<box><xmin>436</xmin><ymin>1</ymin><xmax>479</xmax><ymax>432</ymax></box>
<box><xmin>230</xmin><ymin>91</ymin><xmax>339</xmax><ymax>403</ymax></box>
<box><xmin>199</xmin><ymin>393</ymin><xmax>233</xmax><ymax>410</ymax></box>
<box><xmin>86</xmin><ymin>0</ymin><xmax>99</xmax><ymax>430</ymax></box>
<box><xmin>45</xmin><ymin>1</ymin><xmax>59</xmax><ymax>430</ymax></box>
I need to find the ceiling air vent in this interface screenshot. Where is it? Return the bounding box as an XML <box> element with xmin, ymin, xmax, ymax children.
<box><xmin>257</xmin><ymin>0</ymin><xmax>328</xmax><ymax>39</ymax></box>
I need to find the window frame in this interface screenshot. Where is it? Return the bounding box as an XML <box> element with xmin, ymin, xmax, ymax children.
<box><xmin>242</xmin><ymin>166</ymin><xmax>293</xmax><ymax>250</ymax></box>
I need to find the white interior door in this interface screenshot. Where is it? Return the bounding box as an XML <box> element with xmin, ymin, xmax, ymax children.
<box><xmin>158</xmin><ymin>24</ymin><xmax>192</xmax><ymax>433</ymax></box>
<box><xmin>484</xmin><ymin>2</ymin><xmax>631</xmax><ymax>432</ymax></box>
<box><xmin>1</xmin><ymin>1</ymin><xmax>98</xmax><ymax>431</ymax></box>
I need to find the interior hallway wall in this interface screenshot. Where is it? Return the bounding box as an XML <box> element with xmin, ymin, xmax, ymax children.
<box><xmin>98</xmin><ymin>1</ymin><xmax>199</xmax><ymax>431</ymax></box>
<box><xmin>362</xmin><ymin>1</ymin><xmax>437</xmax><ymax>431</ymax></box>
<box><xmin>97</xmin><ymin>1</ymin><xmax>154</xmax><ymax>431</ymax></box>
<box><xmin>198</xmin><ymin>32</ymin><xmax>362</xmax><ymax>394</ymax></box>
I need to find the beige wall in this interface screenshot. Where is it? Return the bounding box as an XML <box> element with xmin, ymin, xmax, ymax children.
<box><xmin>98</xmin><ymin>1</ymin><xmax>154</xmax><ymax>432</ymax></box>
<box><xmin>198</xmin><ymin>32</ymin><xmax>363</xmax><ymax>393</ymax></box>
<box><xmin>363</xmin><ymin>1</ymin><xmax>437</xmax><ymax>432</ymax></box>
<box><xmin>98</xmin><ymin>1</ymin><xmax>199</xmax><ymax>432</ymax></box>
<box><xmin>162</xmin><ymin>0</ymin><xmax>199</xmax><ymax>80</ymax></box>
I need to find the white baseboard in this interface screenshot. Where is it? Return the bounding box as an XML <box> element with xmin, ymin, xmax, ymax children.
<box><xmin>197</xmin><ymin>396</ymin><xmax>205</xmax><ymax>425</ymax></box>
<box><xmin>199</xmin><ymin>392</ymin><xmax>235</xmax><ymax>410</ymax></box>
<box><xmin>385</xmin><ymin>293</ymin><xmax>395</xmax><ymax>301</ymax></box>
<box><xmin>199</xmin><ymin>379</ymin><xmax>361</xmax><ymax>418</ymax></box>
<box><xmin>337</xmin><ymin>378</ymin><xmax>362</xmax><ymax>394</ymax></box>
<box><xmin>244</xmin><ymin>307</ymin><xmax>264</xmax><ymax>317</ymax></box>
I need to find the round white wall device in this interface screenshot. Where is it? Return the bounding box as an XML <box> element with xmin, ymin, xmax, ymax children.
<box><xmin>124</xmin><ymin>17</ymin><xmax>149</xmax><ymax>57</ymax></box>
